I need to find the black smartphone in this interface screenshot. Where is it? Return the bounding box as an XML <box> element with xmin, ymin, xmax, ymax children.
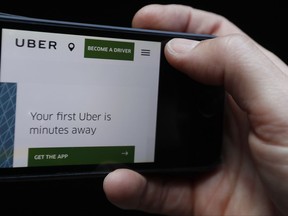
<box><xmin>0</xmin><ymin>13</ymin><xmax>224</xmax><ymax>181</ymax></box>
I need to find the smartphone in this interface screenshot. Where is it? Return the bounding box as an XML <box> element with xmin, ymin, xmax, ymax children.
<box><xmin>0</xmin><ymin>13</ymin><xmax>224</xmax><ymax>181</ymax></box>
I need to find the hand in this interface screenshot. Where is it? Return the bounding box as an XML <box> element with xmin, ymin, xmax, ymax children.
<box><xmin>103</xmin><ymin>4</ymin><xmax>288</xmax><ymax>216</ymax></box>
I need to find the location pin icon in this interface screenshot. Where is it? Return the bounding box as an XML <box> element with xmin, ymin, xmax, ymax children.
<box><xmin>68</xmin><ymin>42</ymin><xmax>75</xmax><ymax>51</ymax></box>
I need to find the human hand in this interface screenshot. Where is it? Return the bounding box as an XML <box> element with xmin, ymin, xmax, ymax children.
<box><xmin>103</xmin><ymin>4</ymin><xmax>288</xmax><ymax>216</ymax></box>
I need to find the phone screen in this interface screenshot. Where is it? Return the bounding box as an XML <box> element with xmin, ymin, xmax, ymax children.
<box><xmin>0</xmin><ymin>15</ymin><xmax>224</xmax><ymax>180</ymax></box>
<box><xmin>1</xmin><ymin>28</ymin><xmax>161</xmax><ymax>167</ymax></box>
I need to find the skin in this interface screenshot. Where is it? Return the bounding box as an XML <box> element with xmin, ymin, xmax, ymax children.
<box><xmin>103</xmin><ymin>4</ymin><xmax>288</xmax><ymax>216</ymax></box>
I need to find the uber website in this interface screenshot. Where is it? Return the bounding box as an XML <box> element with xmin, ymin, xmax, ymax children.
<box><xmin>0</xmin><ymin>28</ymin><xmax>161</xmax><ymax>168</ymax></box>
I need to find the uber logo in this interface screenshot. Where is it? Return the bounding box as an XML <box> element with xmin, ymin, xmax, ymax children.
<box><xmin>15</xmin><ymin>38</ymin><xmax>57</xmax><ymax>49</ymax></box>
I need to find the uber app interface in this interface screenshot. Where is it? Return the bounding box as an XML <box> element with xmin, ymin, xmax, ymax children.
<box><xmin>0</xmin><ymin>28</ymin><xmax>161</xmax><ymax>167</ymax></box>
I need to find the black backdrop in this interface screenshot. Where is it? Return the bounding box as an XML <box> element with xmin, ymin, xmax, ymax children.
<box><xmin>0</xmin><ymin>1</ymin><xmax>286</xmax><ymax>215</ymax></box>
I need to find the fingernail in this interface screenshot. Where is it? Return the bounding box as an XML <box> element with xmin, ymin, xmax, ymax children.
<box><xmin>167</xmin><ymin>38</ymin><xmax>199</xmax><ymax>54</ymax></box>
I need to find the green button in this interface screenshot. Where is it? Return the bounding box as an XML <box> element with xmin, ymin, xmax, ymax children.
<box><xmin>84</xmin><ymin>39</ymin><xmax>134</xmax><ymax>61</ymax></box>
<box><xmin>28</xmin><ymin>146</ymin><xmax>135</xmax><ymax>167</ymax></box>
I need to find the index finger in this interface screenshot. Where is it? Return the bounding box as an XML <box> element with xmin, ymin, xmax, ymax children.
<box><xmin>132</xmin><ymin>4</ymin><xmax>244</xmax><ymax>36</ymax></box>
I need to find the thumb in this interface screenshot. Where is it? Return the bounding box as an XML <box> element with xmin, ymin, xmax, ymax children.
<box><xmin>165</xmin><ymin>35</ymin><xmax>288</xmax><ymax>127</ymax></box>
<box><xmin>164</xmin><ymin>35</ymin><xmax>287</xmax><ymax>114</ymax></box>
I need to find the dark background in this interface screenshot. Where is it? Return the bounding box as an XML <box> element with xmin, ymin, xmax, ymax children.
<box><xmin>0</xmin><ymin>1</ymin><xmax>286</xmax><ymax>215</ymax></box>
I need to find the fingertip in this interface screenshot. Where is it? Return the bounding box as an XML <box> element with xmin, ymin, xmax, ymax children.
<box><xmin>166</xmin><ymin>38</ymin><xmax>200</xmax><ymax>56</ymax></box>
<box><xmin>103</xmin><ymin>169</ymin><xmax>147</xmax><ymax>209</ymax></box>
<box><xmin>132</xmin><ymin>4</ymin><xmax>160</xmax><ymax>28</ymax></box>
